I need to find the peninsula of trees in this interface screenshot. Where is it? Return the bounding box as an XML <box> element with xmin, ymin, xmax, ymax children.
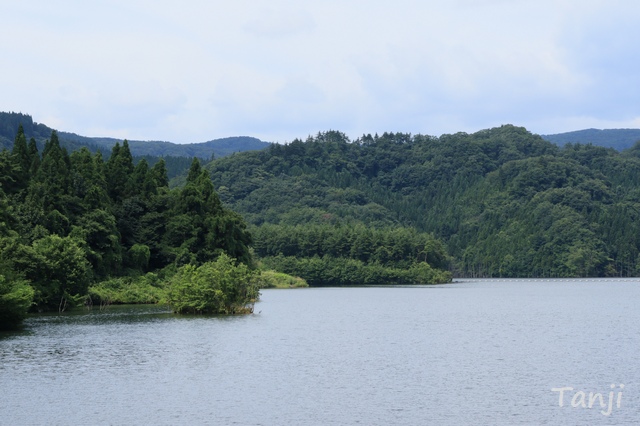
<box><xmin>0</xmin><ymin>127</ymin><xmax>256</xmax><ymax>329</ymax></box>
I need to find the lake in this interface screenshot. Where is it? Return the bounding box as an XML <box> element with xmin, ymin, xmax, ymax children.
<box><xmin>1</xmin><ymin>278</ymin><xmax>639</xmax><ymax>425</ymax></box>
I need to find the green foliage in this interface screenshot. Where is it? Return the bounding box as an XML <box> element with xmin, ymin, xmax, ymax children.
<box><xmin>0</xmin><ymin>272</ymin><xmax>34</xmax><ymax>330</ymax></box>
<box><xmin>149</xmin><ymin>158</ymin><xmax>170</xmax><ymax>185</ymax></box>
<box><xmin>106</xmin><ymin>141</ymin><xmax>134</xmax><ymax>202</ymax></box>
<box><xmin>0</xmin><ymin>112</ymin><xmax>269</xmax><ymax>164</ymax></box>
<box><xmin>71</xmin><ymin>209</ymin><xmax>122</xmax><ymax>276</ymax></box>
<box><xmin>261</xmin><ymin>255</ymin><xmax>451</xmax><ymax>286</ymax></box>
<box><xmin>165</xmin><ymin>166</ymin><xmax>252</xmax><ymax>266</ymax></box>
<box><xmin>11</xmin><ymin>124</ymin><xmax>31</xmax><ymax>191</ymax></box>
<box><xmin>252</xmin><ymin>223</ymin><xmax>448</xmax><ymax>268</ymax></box>
<box><xmin>88</xmin><ymin>273</ymin><xmax>165</xmax><ymax>306</ymax></box>
<box><xmin>98</xmin><ymin>136</ymin><xmax>268</xmax><ymax>159</ymax></box>
<box><xmin>0</xmin><ymin>128</ymin><xmax>256</xmax><ymax>325</ymax></box>
<box><xmin>9</xmin><ymin>119</ymin><xmax>640</xmax><ymax>325</ymax></box>
<box><xmin>206</xmin><ymin>126</ymin><xmax>640</xmax><ymax>278</ymax></box>
<box><xmin>186</xmin><ymin>157</ymin><xmax>203</xmax><ymax>183</ymax></box>
<box><xmin>248</xmin><ymin>222</ymin><xmax>451</xmax><ymax>284</ymax></box>
<box><xmin>128</xmin><ymin>244</ymin><xmax>151</xmax><ymax>271</ymax></box>
<box><xmin>1</xmin><ymin>232</ymin><xmax>90</xmax><ymax>312</ymax></box>
<box><xmin>254</xmin><ymin>270</ymin><xmax>308</xmax><ymax>288</ymax></box>
<box><xmin>26</xmin><ymin>235</ymin><xmax>91</xmax><ymax>311</ymax></box>
<box><xmin>165</xmin><ymin>254</ymin><xmax>259</xmax><ymax>314</ymax></box>
<box><xmin>0</xmin><ymin>150</ymin><xmax>19</xmax><ymax>194</ymax></box>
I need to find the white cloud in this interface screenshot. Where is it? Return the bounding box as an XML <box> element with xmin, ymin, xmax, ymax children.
<box><xmin>244</xmin><ymin>6</ymin><xmax>316</xmax><ymax>38</ymax></box>
<box><xmin>2</xmin><ymin>0</ymin><xmax>640</xmax><ymax>143</ymax></box>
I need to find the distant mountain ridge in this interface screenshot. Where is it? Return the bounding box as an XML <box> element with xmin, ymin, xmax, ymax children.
<box><xmin>0</xmin><ymin>111</ymin><xmax>270</xmax><ymax>158</ymax></box>
<box><xmin>4</xmin><ymin>111</ymin><xmax>640</xmax><ymax>156</ymax></box>
<box><xmin>541</xmin><ymin>128</ymin><xmax>640</xmax><ymax>151</ymax></box>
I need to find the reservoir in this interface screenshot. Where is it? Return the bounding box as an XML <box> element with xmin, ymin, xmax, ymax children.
<box><xmin>1</xmin><ymin>279</ymin><xmax>639</xmax><ymax>425</ymax></box>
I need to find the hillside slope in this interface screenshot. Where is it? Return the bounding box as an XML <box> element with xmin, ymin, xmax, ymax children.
<box><xmin>207</xmin><ymin>126</ymin><xmax>640</xmax><ymax>278</ymax></box>
<box><xmin>542</xmin><ymin>128</ymin><xmax>640</xmax><ymax>151</ymax></box>
<box><xmin>0</xmin><ymin>111</ymin><xmax>269</xmax><ymax>158</ymax></box>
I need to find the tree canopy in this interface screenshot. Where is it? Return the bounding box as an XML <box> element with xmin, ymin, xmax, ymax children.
<box><xmin>207</xmin><ymin>126</ymin><xmax>640</xmax><ymax>278</ymax></box>
<box><xmin>0</xmin><ymin>130</ymin><xmax>254</xmax><ymax>328</ymax></box>
<box><xmin>7</xmin><ymin>122</ymin><xmax>636</xmax><ymax>328</ymax></box>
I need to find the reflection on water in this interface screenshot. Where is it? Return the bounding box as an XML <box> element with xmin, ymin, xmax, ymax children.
<box><xmin>1</xmin><ymin>280</ymin><xmax>639</xmax><ymax>425</ymax></box>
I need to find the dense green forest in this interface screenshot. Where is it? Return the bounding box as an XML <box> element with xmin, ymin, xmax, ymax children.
<box><xmin>0</xmin><ymin>126</ymin><xmax>258</xmax><ymax>329</ymax></box>
<box><xmin>0</xmin><ymin>125</ymin><xmax>452</xmax><ymax>329</ymax></box>
<box><xmin>0</xmin><ymin>112</ymin><xmax>269</xmax><ymax>182</ymax></box>
<box><xmin>207</xmin><ymin>126</ymin><xmax>640</xmax><ymax>278</ymax></box>
<box><xmin>5</xmin><ymin>114</ymin><xmax>640</xmax><ymax>329</ymax></box>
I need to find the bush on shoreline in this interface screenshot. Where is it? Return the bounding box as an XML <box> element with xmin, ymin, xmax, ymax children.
<box><xmin>0</xmin><ymin>274</ymin><xmax>34</xmax><ymax>330</ymax></box>
<box><xmin>87</xmin><ymin>273</ymin><xmax>165</xmax><ymax>306</ymax></box>
<box><xmin>164</xmin><ymin>254</ymin><xmax>259</xmax><ymax>314</ymax></box>
<box><xmin>255</xmin><ymin>270</ymin><xmax>308</xmax><ymax>288</ymax></box>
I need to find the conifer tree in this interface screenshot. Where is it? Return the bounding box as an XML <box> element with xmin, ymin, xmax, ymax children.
<box><xmin>31</xmin><ymin>131</ymin><xmax>72</xmax><ymax>234</ymax></box>
<box><xmin>11</xmin><ymin>124</ymin><xmax>30</xmax><ymax>189</ymax></box>
<box><xmin>106</xmin><ymin>141</ymin><xmax>135</xmax><ymax>202</ymax></box>
<box><xmin>186</xmin><ymin>157</ymin><xmax>202</xmax><ymax>184</ymax></box>
<box><xmin>150</xmin><ymin>158</ymin><xmax>169</xmax><ymax>188</ymax></box>
<box><xmin>27</xmin><ymin>137</ymin><xmax>40</xmax><ymax>175</ymax></box>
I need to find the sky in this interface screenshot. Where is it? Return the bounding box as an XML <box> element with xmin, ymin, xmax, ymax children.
<box><xmin>2</xmin><ymin>0</ymin><xmax>640</xmax><ymax>144</ymax></box>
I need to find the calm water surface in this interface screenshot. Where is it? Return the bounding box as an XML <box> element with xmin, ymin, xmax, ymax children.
<box><xmin>1</xmin><ymin>279</ymin><xmax>639</xmax><ymax>425</ymax></box>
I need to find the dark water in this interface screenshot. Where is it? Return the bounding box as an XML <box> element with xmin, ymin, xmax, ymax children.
<box><xmin>1</xmin><ymin>279</ymin><xmax>639</xmax><ymax>425</ymax></box>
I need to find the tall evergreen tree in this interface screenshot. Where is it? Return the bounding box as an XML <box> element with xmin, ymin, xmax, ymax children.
<box><xmin>105</xmin><ymin>141</ymin><xmax>135</xmax><ymax>202</ymax></box>
<box><xmin>29</xmin><ymin>131</ymin><xmax>73</xmax><ymax>234</ymax></box>
<box><xmin>186</xmin><ymin>157</ymin><xmax>202</xmax><ymax>184</ymax></box>
<box><xmin>129</xmin><ymin>158</ymin><xmax>156</xmax><ymax>197</ymax></box>
<box><xmin>0</xmin><ymin>150</ymin><xmax>19</xmax><ymax>195</ymax></box>
<box><xmin>27</xmin><ymin>137</ymin><xmax>40</xmax><ymax>175</ymax></box>
<box><xmin>11</xmin><ymin>124</ymin><xmax>30</xmax><ymax>189</ymax></box>
<box><xmin>150</xmin><ymin>158</ymin><xmax>169</xmax><ymax>188</ymax></box>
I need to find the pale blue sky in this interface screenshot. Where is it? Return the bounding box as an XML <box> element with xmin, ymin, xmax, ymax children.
<box><xmin>2</xmin><ymin>0</ymin><xmax>640</xmax><ymax>143</ymax></box>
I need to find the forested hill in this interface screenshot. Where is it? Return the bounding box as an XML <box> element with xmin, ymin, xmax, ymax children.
<box><xmin>0</xmin><ymin>112</ymin><xmax>269</xmax><ymax>158</ymax></box>
<box><xmin>207</xmin><ymin>126</ymin><xmax>640</xmax><ymax>278</ymax></box>
<box><xmin>72</xmin><ymin>135</ymin><xmax>270</xmax><ymax>158</ymax></box>
<box><xmin>1</xmin><ymin>127</ymin><xmax>262</xmax><ymax>328</ymax></box>
<box><xmin>1</xmin><ymin>126</ymin><xmax>452</xmax><ymax>328</ymax></box>
<box><xmin>542</xmin><ymin>128</ymin><xmax>640</xmax><ymax>151</ymax></box>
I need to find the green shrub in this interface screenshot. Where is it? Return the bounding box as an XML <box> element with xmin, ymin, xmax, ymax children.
<box><xmin>0</xmin><ymin>274</ymin><xmax>34</xmax><ymax>330</ymax></box>
<box><xmin>88</xmin><ymin>273</ymin><xmax>165</xmax><ymax>305</ymax></box>
<box><xmin>261</xmin><ymin>255</ymin><xmax>452</xmax><ymax>286</ymax></box>
<box><xmin>255</xmin><ymin>270</ymin><xmax>308</xmax><ymax>288</ymax></box>
<box><xmin>165</xmin><ymin>254</ymin><xmax>259</xmax><ymax>314</ymax></box>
